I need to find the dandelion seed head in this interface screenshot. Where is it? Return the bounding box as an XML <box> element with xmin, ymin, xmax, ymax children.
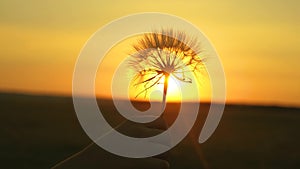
<box><xmin>128</xmin><ymin>29</ymin><xmax>206</xmax><ymax>98</ymax></box>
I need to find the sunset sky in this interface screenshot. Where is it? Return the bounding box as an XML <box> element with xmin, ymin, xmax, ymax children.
<box><xmin>0</xmin><ymin>0</ymin><xmax>299</xmax><ymax>107</ymax></box>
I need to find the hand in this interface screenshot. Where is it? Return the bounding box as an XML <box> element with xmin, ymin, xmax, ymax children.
<box><xmin>52</xmin><ymin>117</ymin><xmax>169</xmax><ymax>169</ymax></box>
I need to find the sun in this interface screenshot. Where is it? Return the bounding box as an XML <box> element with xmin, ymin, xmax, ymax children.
<box><xmin>167</xmin><ymin>76</ymin><xmax>179</xmax><ymax>94</ymax></box>
<box><xmin>160</xmin><ymin>75</ymin><xmax>181</xmax><ymax>102</ymax></box>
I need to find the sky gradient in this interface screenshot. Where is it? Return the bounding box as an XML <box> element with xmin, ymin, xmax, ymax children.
<box><xmin>0</xmin><ymin>0</ymin><xmax>299</xmax><ymax>107</ymax></box>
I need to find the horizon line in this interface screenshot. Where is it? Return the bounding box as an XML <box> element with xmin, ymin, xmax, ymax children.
<box><xmin>1</xmin><ymin>90</ymin><xmax>300</xmax><ymax>109</ymax></box>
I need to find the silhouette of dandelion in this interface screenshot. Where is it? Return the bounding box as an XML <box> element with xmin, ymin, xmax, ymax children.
<box><xmin>129</xmin><ymin>29</ymin><xmax>206</xmax><ymax>105</ymax></box>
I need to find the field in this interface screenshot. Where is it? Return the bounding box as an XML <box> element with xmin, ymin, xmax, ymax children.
<box><xmin>0</xmin><ymin>93</ymin><xmax>299</xmax><ymax>169</ymax></box>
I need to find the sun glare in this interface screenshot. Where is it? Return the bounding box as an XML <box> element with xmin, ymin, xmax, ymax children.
<box><xmin>160</xmin><ymin>75</ymin><xmax>181</xmax><ymax>102</ymax></box>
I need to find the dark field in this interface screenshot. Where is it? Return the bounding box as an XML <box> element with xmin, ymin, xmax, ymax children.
<box><xmin>0</xmin><ymin>93</ymin><xmax>300</xmax><ymax>169</ymax></box>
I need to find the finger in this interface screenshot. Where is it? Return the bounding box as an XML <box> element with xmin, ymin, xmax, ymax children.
<box><xmin>145</xmin><ymin>116</ymin><xmax>168</xmax><ymax>130</ymax></box>
<box><xmin>115</xmin><ymin>120</ymin><xmax>170</xmax><ymax>161</ymax></box>
<box><xmin>116</xmin><ymin>120</ymin><xmax>164</xmax><ymax>137</ymax></box>
<box><xmin>115</xmin><ymin>120</ymin><xmax>171</xmax><ymax>151</ymax></box>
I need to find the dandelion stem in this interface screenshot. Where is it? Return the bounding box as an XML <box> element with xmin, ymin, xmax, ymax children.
<box><xmin>162</xmin><ymin>73</ymin><xmax>170</xmax><ymax>110</ymax></box>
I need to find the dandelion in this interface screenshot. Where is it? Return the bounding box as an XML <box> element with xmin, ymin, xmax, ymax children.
<box><xmin>129</xmin><ymin>29</ymin><xmax>205</xmax><ymax>105</ymax></box>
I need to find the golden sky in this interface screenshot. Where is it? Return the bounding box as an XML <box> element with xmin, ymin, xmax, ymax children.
<box><xmin>0</xmin><ymin>0</ymin><xmax>299</xmax><ymax>106</ymax></box>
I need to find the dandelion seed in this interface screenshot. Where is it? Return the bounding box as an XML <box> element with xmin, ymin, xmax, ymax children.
<box><xmin>129</xmin><ymin>29</ymin><xmax>206</xmax><ymax>105</ymax></box>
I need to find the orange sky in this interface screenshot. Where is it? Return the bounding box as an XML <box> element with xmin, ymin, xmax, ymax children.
<box><xmin>0</xmin><ymin>0</ymin><xmax>299</xmax><ymax>107</ymax></box>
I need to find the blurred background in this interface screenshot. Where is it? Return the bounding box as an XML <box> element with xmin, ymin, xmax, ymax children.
<box><xmin>1</xmin><ymin>1</ymin><xmax>300</xmax><ymax>169</ymax></box>
<box><xmin>1</xmin><ymin>0</ymin><xmax>299</xmax><ymax>107</ymax></box>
